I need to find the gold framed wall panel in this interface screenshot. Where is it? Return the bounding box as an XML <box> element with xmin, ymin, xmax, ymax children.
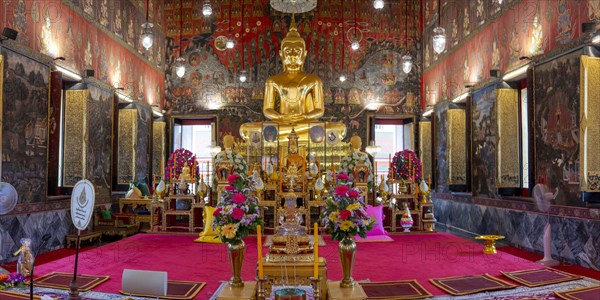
<box><xmin>0</xmin><ymin>54</ymin><xmax>3</xmax><ymax>177</ymax></box>
<box><xmin>118</xmin><ymin>109</ymin><xmax>137</xmax><ymax>184</ymax></box>
<box><xmin>152</xmin><ymin>121</ymin><xmax>166</xmax><ymax>182</ymax></box>
<box><xmin>580</xmin><ymin>56</ymin><xmax>600</xmax><ymax>192</ymax></box>
<box><xmin>419</xmin><ymin>121</ymin><xmax>432</xmax><ymax>180</ymax></box>
<box><xmin>447</xmin><ymin>109</ymin><xmax>466</xmax><ymax>185</ymax></box>
<box><xmin>63</xmin><ymin>90</ymin><xmax>88</xmax><ymax>187</ymax></box>
<box><xmin>495</xmin><ymin>88</ymin><xmax>520</xmax><ymax>188</ymax></box>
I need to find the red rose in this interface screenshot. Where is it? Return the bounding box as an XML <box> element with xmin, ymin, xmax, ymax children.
<box><xmin>224</xmin><ymin>185</ymin><xmax>235</xmax><ymax>191</ymax></box>
<box><xmin>232</xmin><ymin>193</ymin><xmax>245</xmax><ymax>204</ymax></box>
<box><xmin>213</xmin><ymin>207</ymin><xmax>222</xmax><ymax>217</ymax></box>
<box><xmin>337</xmin><ymin>173</ymin><xmax>349</xmax><ymax>180</ymax></box>
<box><xmin>339</xmin><ymin>210</ymin><xmax>351</xmax><ymax>221</ymax></box>
<box><xmin>231</xmin><ymin>207</ymin><xmax>244</xmax><ymax>220</ymax></box>
<box><xmin>335</xmin><ymin>185</ymin><xmax>349</xmax><ymax>197</ymax></box>
<box><xmin>348</xmin><ymin>190</ymin><xmax>359</xmax><ymax>198</ymax></box>
<box><xmin>228</xmin><ymin>174</ymin><xmax>240</xmax><ymax>185</ymax></box>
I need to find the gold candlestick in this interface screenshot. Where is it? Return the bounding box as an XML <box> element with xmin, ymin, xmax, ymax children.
<box><xmin>256</xmin><ymin>276</ymin><xmax>267</xmax><ymax>300</ymax></box>
<box><xmin>310</xmin><ymin>276</ymin><xmax>321</xmax><ymax>300</ymax></box>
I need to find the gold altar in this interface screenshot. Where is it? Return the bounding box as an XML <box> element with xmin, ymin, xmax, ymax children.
<box><xmin>261</xmin><ymin>257</ymin><xmax>328</xmax><ymax>298</ymax></box>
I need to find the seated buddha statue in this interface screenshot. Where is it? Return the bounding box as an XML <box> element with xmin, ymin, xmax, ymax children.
<box><xmin>214</xmin><ymin>135</ymin><xmax>247</xmax><ymax>183</ymax></box>
<box><xmin>239</xmin><ymin>15</ymin><xmax>346</xmax><ymax>144</ymax></box>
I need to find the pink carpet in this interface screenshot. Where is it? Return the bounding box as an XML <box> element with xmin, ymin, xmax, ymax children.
<box><xmin>35</xmin><ymin>232</ymin><xmax>550</xmax><ymax>299</ymax></box>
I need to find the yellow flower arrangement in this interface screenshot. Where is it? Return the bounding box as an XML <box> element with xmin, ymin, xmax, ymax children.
<box><xmin>346</xmin><ymin>203</ymin><xmax>361</xmax><ymax>211</ymax></box>
<box><xmin>329</xmin><ymin>212</ymin><xmax>339</xmax><ymax>222</ymax></box>
<box><xmin>221</xmin><ymin>224</ymin><xmax>238</xmax><ymax>239</ymax></box>
<box><xmin>339</xmin><ymin>220</ymin><xmax>355</xmax><ymax>231</ymax></box>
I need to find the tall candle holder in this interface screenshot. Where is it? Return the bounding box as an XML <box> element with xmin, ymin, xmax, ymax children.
<box><xmin>310</xmin><ymin>276</ymin><xmax>321</xmax><ymax>300</ymax></box>
<box><xmin>256</xmin><ymin>276</ymin><xmax>267</xmax><ymax>300</ymax></box>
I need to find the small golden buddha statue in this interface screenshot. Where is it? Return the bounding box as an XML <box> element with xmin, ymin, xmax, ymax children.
<box><xmin>240</xmin><ymin>14</ymin><xmax>346</xmax><ymax>144</ymax></box>
<box><xmin>340</xmin><ymin>136</ymin><xmax>373</xmax><ymax>188</ymax></box>
<box><xmin>179</xmin><ymin>162</ymin><xmax>192</xmax><ymax>181</ymax></box>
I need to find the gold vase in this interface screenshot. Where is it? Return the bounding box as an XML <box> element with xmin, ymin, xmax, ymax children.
<box><xmin>227</xmin><ymin>239</ymin><xmax>245</xmax><ymax>287</ymax></box>
<box><xmin>399</xmin><ymin>180</ymin><xmax>408</xmax><ymax>194</ymax></box>
<box><xmin>338</xmin><ymin>236</ymin><xmax>356</xmax><ymax>288</ymax></box>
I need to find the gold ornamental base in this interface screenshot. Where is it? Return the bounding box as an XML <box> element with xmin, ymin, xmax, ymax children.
<box><xmin>475</xmin><ymin>235</ymin><xmax>505</xmax><ymax>254</ymax></box>
<box><xmin>216</xmin><ymin>281</ymin><xmax>257</xmax><ymax>300</ymax></box>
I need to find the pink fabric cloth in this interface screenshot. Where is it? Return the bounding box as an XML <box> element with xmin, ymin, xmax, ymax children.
<box><xmin>364</xmin><ymin>205</ymin><xmax>387</xmax><ymax>236</ymax></box>
<box><xmin>355</xmin><ymin>235</ymin><xmax>394</xmax><ymax>243</ymax></box>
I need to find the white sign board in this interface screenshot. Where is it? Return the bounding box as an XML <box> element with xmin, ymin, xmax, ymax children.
<box><xmin>71</xmin><ymin>180</ymin><xmax>95</xmax><ymax>231</ymax></box>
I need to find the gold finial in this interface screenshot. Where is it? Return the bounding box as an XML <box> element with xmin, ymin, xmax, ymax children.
<box><xmin>288</xmin><ymin>128</ymin><xmax>299</xmax><ymax>141</ymax></box>
<box><xmin>282</xmin><ymin>13</ymin><xmax>304</xmax><ymax>46</ymax></box>
<box><xmin>290</xmin><ymin>13</ymin><xmax>297</xmax><ymax>32</ymax></box>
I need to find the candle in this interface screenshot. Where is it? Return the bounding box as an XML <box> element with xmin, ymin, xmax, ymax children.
<box><xmin>257</xmin><ymin>225</ymin><xmax>263</xmax><ymax>279</ymax></box>
<box><xmin>313</xmin><ymin>222</ymin><xmax>319</xmax><ymax>278</ymax></box>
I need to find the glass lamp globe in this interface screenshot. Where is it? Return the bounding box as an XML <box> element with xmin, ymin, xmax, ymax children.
<box><xmin>339</xmin><ymin>74</ymin><xmax>346</xmax><ymax>82</ymax></box>
<box><xmin>402</xmin><ymin>55</ymin><xmax>413</xmax><ymax>74</ymax></box>
<box><xmin>432</xmin><ymin>27</ymin><xmax>447</xmax><ymax>54</ymax></box>
<box><xmin>226</xmin><ymin>39</ymin><xmax>235</xmax><ymax>49</ymax></box>
<box><xmin>202</xmin><ymin>1</ymin><xmax>212</xmax><ymax>16</ymax></box>
<box><xmin>374</xmin><ymin>0</ymin><xmax>384</xmax><ymax>9</ymax></box>
<box><xmin>239</xmin><ymin>70</ymin><xmax>247</xmax><ymax>82</ymax></box>
<box><xmin>141</xmin><ymin>23</ymin><xmax>154</xmax><ymax>50</ymax></box>
<box><xmin>365</xmin><ymin>140</ymin><xmax>382</xmax><ymax>157</ymax></box>
<box><xmin>175</xmin><ymin>57</ymin><xmax>186</xmax><ymax>78</ymax></box>
<box><xmin>351</xmin><ymin>40</ymin><xmax>360</xmax><ymax>50</ymax></box>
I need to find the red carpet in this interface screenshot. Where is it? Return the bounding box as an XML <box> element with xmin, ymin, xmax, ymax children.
<box><xmin>31</xmin><ymin>232</ymin><xmax>568</xmax><ymax>299</ymax></box>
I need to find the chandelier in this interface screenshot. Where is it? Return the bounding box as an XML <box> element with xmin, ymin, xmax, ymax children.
<box><xmin>270</xmin><ymin>0</ymin><xmax>317</xmax><ymax>13</ymax></box>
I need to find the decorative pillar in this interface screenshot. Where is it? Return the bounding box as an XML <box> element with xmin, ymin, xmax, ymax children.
<box><xmin>63</xmin><ymin>90</ymin><xmax>89</xmax><ymax>186</ymax></box>
<box><xmin>419</xmin><ymin>121</ymin><xmax>432</xmax><ymax>180</ymax></box>
<box><xmin>447</xmin><ymin>109</ymin><xmax>466</xmax><ymax>186</ymax></box>
<box><xmin>495</xmin><ymin>88</ymin><xmax>520</xmax><ymax>188</ymax></box>
<box><xmin>118</xmin><ymin>109</ymin><xmax>137</xmax><ymax>184</ymax></box>
<box><xmin>580</xmin><ymin>56</ymin><xmax>600</xmax><ymax>192</ymax></box>
<box><xmin>153</xmin><ymin>121</ymin><xmax>166</xmax><ymax>183</ymax></box>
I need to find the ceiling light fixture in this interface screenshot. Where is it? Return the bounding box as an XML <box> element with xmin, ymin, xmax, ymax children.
<box><xmin>140</xmin><ymin>0</ymin><xmax>154</xmax><ymax>50</ymax></box>
<box><xmin>239</xmin><ymin>3</ymin><xmax>246</xmax><ymax>83</ymax></box>
<box><xmin>432</xmin><ymin>0</ymin><xmax>446</xmax><ymax>54</ymax></box>
<box><xmin>202</xmin><ymin>0</ymin><xmax>212</xmax><ymax>16</ymax></box>
<box><xmin>175</xmin><ymin>0</ymin><xmax>186</xmax><ymax>78</ymax></box>
<box><xmin>352</xmin><ymin>0</ymin><xmax>360</xmax><ymax>51</ymax></box>
<box><xmin>402</xmin><ymin>0</ymin><xmax>413</xmax><ymax>74</ymax></box>
<box><xmin>373</xmin><ymin>0</ymin><xmax>384</xmax><ymax>10</ymax></box>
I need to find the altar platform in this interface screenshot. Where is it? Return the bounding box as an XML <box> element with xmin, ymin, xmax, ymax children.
<box><xmin>6</xmin><ymin>232</ymin><xmax>597</xmax><ymax>299</ymax></box>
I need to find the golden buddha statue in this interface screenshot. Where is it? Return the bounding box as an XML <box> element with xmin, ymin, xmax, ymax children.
<box><xmin>339</xmin><ymin>136</ymin><xmax>373</xmax><ymax>188</ymax></box>
<box><xmin>240</xmin><ymin>14</ymin><xmax>346</xmax><ymax>144</ymax></box>
<box><xmin>179</xmin><ymin>162</ymin><xmax>192</xmax><ymax>181</ymax></box>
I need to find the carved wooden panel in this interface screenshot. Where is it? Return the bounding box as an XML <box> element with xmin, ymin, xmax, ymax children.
<box><xmin>495</xmin><ymin>88</ymin><xmax>520</xmax><ymax>188</ymax></box>
<box><xmin>118</xmin><ymin>109</ymin><xmax>137</xmax><ymax>184</ymax></box>
<box><xmin>152</xmin><ymin>121</ymin><xmax>166</xmax><ymax>182</ymax></box>
<box><xmin>580</xmin><ymin>56</ymin><xmax>600</xmax><ymax>192</ymax></box>
<box><xmin>63</xmin><ymin>90</ymin><xmax>88</xmax><ymax>186</ymax></box>
<box><xmin>447</xmin><ymin>109</ymin><xmax>466</xmax><ymax>185</ymax></box>
<box><xmin>419</xmin><ymin>121</ymin><xmax>432</xmax><ymax>180</ymax></box>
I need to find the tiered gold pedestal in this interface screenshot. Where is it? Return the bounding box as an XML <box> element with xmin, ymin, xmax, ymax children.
<box><xmin>327</xmin><ymin>281</ymin><xmax>367</xmax><ymax>300</ymax></box>
<box><xmin>263</xmin><ymin>257</ymin><xmax>327</xmax><ymax>299</ymax></box>
<box><xmin>216</xmin><ymin>281</ymin><xmax>257</xmax><ymax>300</ymax></box>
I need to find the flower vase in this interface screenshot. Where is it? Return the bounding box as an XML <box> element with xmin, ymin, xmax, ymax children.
<box><xmin>227</xmin><ymin>239</ymin><xmax>245</xmax><ymax>287</ymax></box>
<box><xmin>338</xmin><ymin>236</ymin><xmax>356</xmax><ymax>287</ymax></box>
<box><xmin>400</xmin><ymin>203</ymin><xmax>414</xmax><ymax>232</ymax></box>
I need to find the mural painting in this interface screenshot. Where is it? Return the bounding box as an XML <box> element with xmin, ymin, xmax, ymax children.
<box><xmin>1</xmin><ymin>49</ymin><xmax>49</xmax><ymax>203</ymax></box>
<box><xmin>87</xmin><ymin>84</ymin><xmax>113</xmax><ymax>198</ymax></box>
<box><xmin>534</xmin><ymin>50</ymin><xmax>581</xmax><ymax>207</ymax></box>
<box><xmin>471</xmin><ymin>83</ymin><xmax>499</xmax><ymax>198</ymax></box>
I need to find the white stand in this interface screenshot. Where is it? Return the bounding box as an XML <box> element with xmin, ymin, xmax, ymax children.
<box><xmin>537</xmin><ymin>223</ymin><xmax>560</xmax><ymax>267</ymax></box>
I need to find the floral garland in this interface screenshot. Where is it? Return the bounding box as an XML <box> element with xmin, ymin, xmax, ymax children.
<box><xmin>390</xmin><ymin>149</ymin><xmax>422</xmax><ymax>182</ymax></box>
<box><xmin>339</xmin><ymin>151</ymin><xmax>374</xmax><ymax>189</ymax></box>
<box><xmin>320</xmin><ymin>173</ymin><xmax>374</xmax><ymax>241</ymax></box>
<box><xmin>212</xmin><ymin>174</ymin><xmax>262</xmax><ymax>243</ymax></box>
<box><xmin>165</xmin><ymin>148</ymin><xmax>199</xmax><ymax>183</ymax></box>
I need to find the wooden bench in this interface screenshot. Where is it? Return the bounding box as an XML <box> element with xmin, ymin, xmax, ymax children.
<box><xmin>65</xmin><ymin>231</ymin><xmax>102</xmax><ymax>248</ymax></box>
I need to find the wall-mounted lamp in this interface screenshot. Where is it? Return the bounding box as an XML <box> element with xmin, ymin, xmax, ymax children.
<box><xmin>451</xmin><ymin>92</ymin><xmax>469</xmax><ymax>103</ymax></box>
<box><xmin>116</xmin><ymin>92</ymin><xmax>134</xmax><ymax>103</ymax></box>
<box><xmin>422</xmin><ymin>109</ymin><xmax>433</xmax><ymax>117</ymax></box>
<box><xmin>502</xmin><ymin>65</ymin><xmax>529</xmax><ymax>81</ymax></box>
<box><xmin>2</xmin><ymin>27</ymin><xmax>18</xmax><ymax>41</ymax></box>
<box><xmin>55</xmin><ymin>65</ymin><xmax>82</xmax><ymax>81</ymax></box>
<box><xmin>53</xmin><ymin>56</ymin><xmax>65</xmax><ymax>61</ymax></box>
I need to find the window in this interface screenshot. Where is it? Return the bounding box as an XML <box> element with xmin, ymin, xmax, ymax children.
<box><xmin>373</xmin><ymin>121</ymin><xmax>412</xmax><ymax>177</ymax></box>
<box><xmin>172</xmin><ymin>120</ymin><xmax>215</xmax><ymax>183</ymax></box>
